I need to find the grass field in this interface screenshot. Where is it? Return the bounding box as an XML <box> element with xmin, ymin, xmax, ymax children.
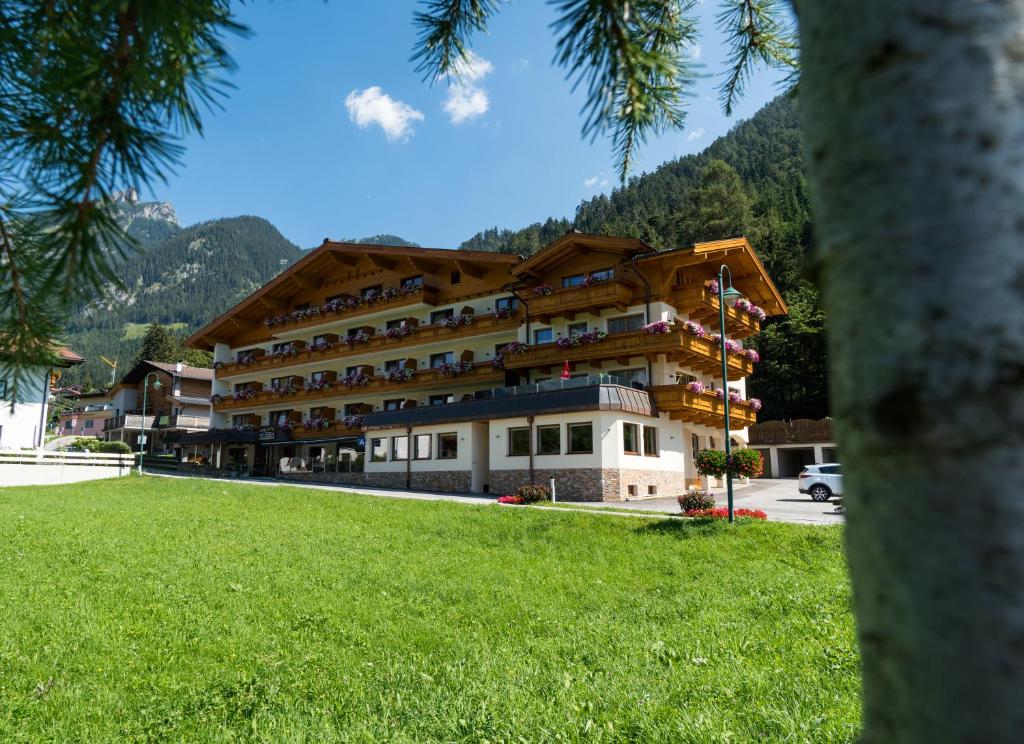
<box><xmin>122</xmin><ymin>321</ymin><xmax>187</xmax><ymax>340</ymax></box>
<box><xmin>0</xmin><ymin>476</ymin><xmax>861</xmax><ymax>741</ymax></box>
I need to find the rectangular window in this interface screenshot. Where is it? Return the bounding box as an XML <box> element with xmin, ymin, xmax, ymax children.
<box><xmin>343</xmin><ymin>403</ymin><xmax>362</xmax><ymax>415</ymax></box>
<box><xmin>64</xmin><ymin>421</ymin><xmax>72</xmax><ymax>431</ymax></box>
<box><xmin>401</xmin><ymin>275</ymin><xmax>423</xmax><ymax>289</ymax></box>
<box><xmin>232</xmin><ymin>414</ymin><xmax>254</xmax><ymax>427</ymax></box>
<box><xmin>384</xmin><ymin>359</ymin><xmax>406</xmax><ymax>371</ymax></box>
<box><xmin>643</xmin><ymin>426</ymin><xmax>659</xmax><ymax>457</ymax></box>
<box><xmin>344</xmin><ymin>365</ymin><xmax>363</xmax><ymax>376</ymax></box>
<box><xmin>84</xmin><ymin>419</ymin><xmax>94</xmax><ymax>429</ymax></box>
<box><xmin>430</xmin><ymin>352</ymin><xmax>455</xmax><ymax>368</ymax></box>
<box><xmin>386</xmin><ymin>318</ymin><xmax>404</xmax><ymax>330</ymax></box>
<box><xmin>430</xmin><ymin>308</ymin><xmax>455</xmax><ymax>324</ymax></box>
<box><xmin>562</xmin><ymin>273</ymin><xmax>585</xmax><ymax>288</ymax></box>
<box><xmin>361</xmin><ymin>285</ymin><xmax>382</xmax><ymax>299</ymax></box>
<box><xmin>371</xmin><ymin>438</ymin><xmax>387</xmax><ymax>462</ymax></box>
<box><xmin>270</xmin><ymin>376</ymin><xmax>288</xmax><ymax>390</ymax></box>
<box><xmin>391</xmin><ymin>435</ymin><xmax>409</xmax><ymax>460</ymax></box>
<box><xmin>450</xmin><ymin>270</ymin><xmax>461</xmax><ymax>285</ymax></box>
<box><xmin>607</xmin><ymin>314</ymin><xmax>645</xmax><ymax>334</ymax></box>
<box><xmin>272</xmin><ymin>341</ymin><xmax>292</xmax><ymax>354</ymax></box>
<box><xmin>623</xmin><ymin>423</ymin><xmax>640</xmax><ymax>455</ymax></box>
<box><xmin>533</xmin><ymin>327</ymin><xmax>553</xmax><ymax>345</ymax></box>
<box><xmin>536</xmin><ymin>424</ymin><xmax>561</xmax><ymax>455</ymax></box>
<box><xmin>568</xmin><ymin>422</ymin><xmax>593</xmax><ymax>454</ymax></box>
<box><xmin>567</xmin><ymin>321</ymin><xmax>589</xmax><ymax>336</ymax></box>
<box><xmin>270</xmin><ymin>410</ymin><xmax>291</xmax><ymax>427</ymax></box>
<box><xmin>310</xmin><ymin>370</ymin><xmax>326</xmax><ymax>383</ymax></box>
<box><xmin>495</xmin><ymin>296</ymin><xmax>518</xmax><ymax>311</ymax></box>
<box><xmin>691</xmin><ymin>433</ymin><xmax>700</xmax><ymax>456</ymax></box>
<box><xmin>590</xmin><ymin>267</ymin><xmax>614</xmax><ymax>282</ymax></box>
<box><xmin>429</xmin><ymin>394</ymin><xmax>454</xmax><ymax>406</ymax></box>
<box><xmin>310</xmin><ymin>406</ymin><xmax>331</xmax><ymax>420</ymax></box>
<box><xmin>437</xmin><ymin>432</ymin><xmax>458</xmax><ymax>459</ymax></box>
<box><xmin>413</xmin><ymin>434</ymin><xmax>431</xmax><ymax>460</ymax></box>
<box><xmin>383</xmin><ymin>398</ymin><xmax>403</xmax><ymax>412</ymax></box>
<box><xmin>507</xmin><ymin>427</ymin><xmax>530</xmax><ymax>457</ymax></box>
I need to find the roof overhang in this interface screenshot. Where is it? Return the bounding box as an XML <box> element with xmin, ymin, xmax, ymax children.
<box><xmin>510</xmin><ymin>232</ymin><xmax>654</xmax><ymax>279</ymax></box>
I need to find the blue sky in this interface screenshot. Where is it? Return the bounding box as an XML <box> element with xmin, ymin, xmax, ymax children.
<box><xmin>157</xmin><ymin>1</ymin><xmax>789</xmax><ymax>250</ymax></box>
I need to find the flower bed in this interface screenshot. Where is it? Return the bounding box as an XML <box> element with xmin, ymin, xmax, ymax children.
<box><xmin>685</xmin><ymin>507</ymin><xmax>767</xmax><ymax>520</ymax></box>
<box><xmin>496</xmin><ymin>495</ymin><xmax>525</xmax><ymax>505</ymax></box>
<box><xmin>437</xmin><ymin>360</ymin><xmax>475</xmax><ymax>377</ymax></box>
<box><xmin>385</xmin><ymin>367</ymin><xmax>415</xmax><ymax>383</ymax></box>
<box><xmin>263</xmin><ymin>285</ymin><xmax>422</xmax><ymax>329</ymax></box>
<box><xmin>441</xmin><ymin>313</ymin><xmax>473</xmax><ymax>330</ymax></box>
<box><xmin>340</xmin><ymin>372</ymin><xmax>371</xmax><ymax>389</ymax></box>
<box><xmin>556</xmin><ymin>329</ymin><xmax>606</xmax><ymax>348</ymax></box>
<box><xmin>644</xmin><ymin>320</ymin><xmax>672</xmax><ymax>335</ymax></box>
<box><xmin>385</xmin><ymin>324</ymin><xmax>415</xmax><ymax>340</ymax></box>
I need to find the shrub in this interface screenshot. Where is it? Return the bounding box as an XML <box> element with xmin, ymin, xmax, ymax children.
<box><xmin>730</xmin><ymin>449</ymin><xmax>764</xmax><ymax>478</ymax></box>
<box><xmin>694</xmin><ymin>448</ymin><xmax>728</xmax><ymax>477</ymax></box>
<box><xmin>685</xmin><ymin>507</ymin><xmax>768</xmax><ymax>520</ymax></box>
<box><xmin>677</xmin><ymin>490</ymin><xmax>715</xmax><ymax>512</ymax></box>
<box><xmin>67</xmin><ymin>437</ymin><xmax>101</xmax><ymax>452</ymax></box>
<box><xmin>97</xmin><ymin>441</ymin><xmax>132</xmax><ymax>454</ymax></box>
<box><xmin>515</xmin><ymin>484</ymin><xmax>551</xmax><ymax>504</ymax></box>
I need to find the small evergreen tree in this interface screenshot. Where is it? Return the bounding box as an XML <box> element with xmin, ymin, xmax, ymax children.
<box><xmin>674</xmin><ymin>159</ymin><xmax>753</xmax><ymax>245</ymax></box>
<box><xmin>134</xmin><ymin>323</ymin><xmax>178</xmax><ymax>365</ymax></box>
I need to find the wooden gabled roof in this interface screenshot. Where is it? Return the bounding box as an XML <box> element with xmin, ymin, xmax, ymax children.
<box><xmin>186</xmin><ymin>240</ymin><xmax>520</xmax><ymax>350</ymax></box>
<box><xmin>511</xmin><ymin>232</ymin><xmax>654</xmax><ymax>278</ymax></box>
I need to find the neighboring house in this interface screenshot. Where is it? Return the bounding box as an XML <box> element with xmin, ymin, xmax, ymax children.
<box><xmin>101</xmin><ymin>360</ymin><xmax>213</xmax><ymax>453</ymax></box>
<box><xmin>56</xmin><ymin>390</ymin><xmax>115</xmax><ymax>437</ymax></box>
<box><xmin>0</xmin><ymin>347</ymin><xmax>85</xmax><ymax>449</ymax></box>
<box><xmin>184</xmin><ymin>233</ymin><xmax>787</xmax><ymax>501</ymax></box>
<box><xmin>748</xmin><ymin>418</ymin><xmax>838</xmax><ymax>478</ymax></box>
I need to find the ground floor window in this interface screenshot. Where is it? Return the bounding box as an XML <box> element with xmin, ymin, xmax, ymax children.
<box><xmin>508</xmin><ymin>427</ymin><xmax>530</xmax><ymax>456</ymax></box>
<box><xmin>371</xmin><ymin>438</ymin><xmax>387</xmax><ymax>462</ymax></box>
<box><xmin>623</xmin><ymin>423</ymin><xmax>640</xmax><ymax>455</ymax></box>
<box><xmin>334</xmin><ymin>437</ymin><xmax>364</xmax><ymax>472</ymax></box>
<box><xmin>392</xmin><ymin>435</ymin><xmax>409</xmax><ymax>461</ymax></box>
<box><xmin>413</xmin><ymin>434</ymin><xmax>431</xmax><ymax>460</ymax></box>
<box><xmin>567</xmin><ymin>422</ymin><xmax>593</xmax><ymax>454</ymax></box>
<box><xmin>438</xmin><ymin>432</ymin><xmax>458</xmax><ymax>459</ymax></box>
<box><xmin>536</xmin><ymin>424</ymin><xmax>560</xmax><ymax>455</ymax></box>
<box><xmin>643</xmin><ymin>426</ymin><xmax>658</xmax><ymax>456</ymax></box>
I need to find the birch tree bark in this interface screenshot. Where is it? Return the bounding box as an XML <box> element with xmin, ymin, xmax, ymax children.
<box><xmin>794</xmin><ymin>1</ymin><xmax>1024</xmax><ymax>740</ymax></box>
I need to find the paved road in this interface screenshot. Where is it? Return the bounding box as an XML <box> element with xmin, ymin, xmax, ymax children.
<box><xmin>153</xmin><ymin>473</ymin><xmax>840</xmax><ymax>525</ymax></box>
<box><xmin>600</xmin><ymin>478</ymin><xmax>845</xmax><ymax>525</ymax></box>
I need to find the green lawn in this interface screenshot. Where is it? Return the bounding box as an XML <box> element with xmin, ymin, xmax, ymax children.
<box><xmin>0</xmin><ymin>476</ymin><xmax>861</xmax><ymax>741</ymax></box>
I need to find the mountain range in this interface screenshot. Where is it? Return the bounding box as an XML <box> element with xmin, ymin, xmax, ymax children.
<box><xmin>62</xmin><ymin>94</ymin><xmax>826</xmax><ymax>422</ymax></box>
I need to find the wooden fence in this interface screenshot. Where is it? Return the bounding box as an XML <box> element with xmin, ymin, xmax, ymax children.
<box><xmin>748</xmin><ymin>418</ymin><xmax>833</xmax><ymax>445</ymax></box>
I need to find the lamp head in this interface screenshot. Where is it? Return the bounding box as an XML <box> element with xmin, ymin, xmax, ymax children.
<box><xmin>722</xmin><ymin>285</ymin><xmax>742</xmax><ymax>309</ymax></box>
<box><xmin>152</xmin><ymin>378</ymin><xmax>163</xmax><ymax>389</ymax></box>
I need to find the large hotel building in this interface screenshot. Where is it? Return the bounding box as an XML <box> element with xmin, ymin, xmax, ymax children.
<box><xmin>185</xmin><ymin>232</ymin><xmax>786</xmax><ymax>501</ymax></box>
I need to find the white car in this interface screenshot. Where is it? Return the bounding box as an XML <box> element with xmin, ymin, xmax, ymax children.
<box><xmin>798</xmin><ymin>463</ymin><xmax>843</xmax><ymax>502</ymax></box>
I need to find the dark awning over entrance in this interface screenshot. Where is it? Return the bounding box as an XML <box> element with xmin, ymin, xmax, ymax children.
<box><xmin>169</xmin><ymin>429</ymin><xmax>260</xmax><ymax>446</ymax></box>
<box><xmin>362</xmin><ymin>379</ymin><xmax>654</xmax><ymax>431</ymax></box>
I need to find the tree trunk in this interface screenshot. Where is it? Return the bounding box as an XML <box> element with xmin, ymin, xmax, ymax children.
<box><xmin>794</xmin><ymin>1</ymin><xmax>1024</xmax><ymax>740</ymax></box>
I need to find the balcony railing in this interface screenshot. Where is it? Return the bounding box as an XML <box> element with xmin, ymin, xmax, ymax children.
<box><xmin>501</xmin><ymin>327</ymin><xmax>753</xmax><ymax>378</ymax></box>
<box><xmin>212</xmin><ymin>362</ymin><xmax>504</xmax><ymax>411</ymax></box>
<box><xmin>649</xmin><ymin>385</ymin><xmax>758</xmax><ymax>429</ymax></box>
<box><xmin>291</xmin><ymin>421</ymin><xmax>363</xmax><ymax>440</ymax></box>
<box><xmin>103</xmin><ymin>414</ymin><xmax>211</xmax><ymax>431</ymax></box>
<box><xmin>215</xmin><ymin>312</ymin><xmax>517</xmax><ymax>379</ymax></box>
<box><xmin>261</xmin><ymin>285</ymin><xmax>441</xmax><ymax>338</ymax></box>
<box><xmin>530</xmin><ymin>279</ymin><xmax>636</xmax><ymax>322</ymax></box>
<box><xmin>671</xmin><ymin>287</ymin><xmax>761</xmax><ymax>340</ymax></box>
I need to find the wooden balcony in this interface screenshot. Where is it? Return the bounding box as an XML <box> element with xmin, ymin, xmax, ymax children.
<box><xmin>502</xmin><ymin>327</ymin><xmax>753</xmax><ymax>378</ymax></box>
<box><xmin>291</xmin><ymin>421</ymin><xmax>362</xmax><ymax>440</ymax></box>
<box><xmin>530</xmin><ymin>280</ymin><xmax>637</xmax><ymax>322</ymax></box>
<box><xmin>212</xmin><ymin>362</ymin><xmax>504</xmax><ymax>412</ymax></box>
<box><xmin>261</xmin><ymin>285</ymin><xmax>441</xmax><ymax>339</ymax></box>
<box><xmin>215</xmin><ymin>312</ymin><xmax>517</xmax><ymax>379</ymax></box>
<box><xmin>671</xmin><ymin>287</ymin><xmax>761</xmax><ymax>340</ymax></box>
<box><xmin>649</xmin><ymin>385</ymin><xmax>758</xmax><ymax>429</ymax></box>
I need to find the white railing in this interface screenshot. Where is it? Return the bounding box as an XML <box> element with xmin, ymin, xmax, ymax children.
<box><xmin>0</xmin><ymin>450</ymin><xmax>135</xmax><ymax>467</ymax></box>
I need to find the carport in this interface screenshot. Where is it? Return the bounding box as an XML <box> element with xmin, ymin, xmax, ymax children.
<box><xmin>777</xmin><ymin>447</ymin><xmax>817</xmax><ymax>477</ymax></box>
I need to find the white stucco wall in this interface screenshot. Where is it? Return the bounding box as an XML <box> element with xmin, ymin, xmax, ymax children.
<box><xmin>0</xmin><ymin>368</ymin><xmax>50</xmax><ymax>450</ymax></box>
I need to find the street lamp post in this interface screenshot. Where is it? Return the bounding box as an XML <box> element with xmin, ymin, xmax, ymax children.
<box><xmin>717</xmin><ymin>265</ymin><xmax>743</xmax><ymax>523</ymax></box>
<box><xmin>137</xmin><ymin>372</ymin><xmax>162</xmax><ymax>475</ymax></box>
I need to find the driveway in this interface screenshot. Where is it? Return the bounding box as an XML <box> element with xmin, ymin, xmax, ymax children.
<box><xmin>600</xmin><ymin>478</ymin><xmax>844</xmax><ymax>525</ymax></box>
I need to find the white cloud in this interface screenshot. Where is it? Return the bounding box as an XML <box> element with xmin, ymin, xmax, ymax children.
<box><xmin>584</xmin><ymin>175</ymin><xmax>599</xmax><ymax>187</ymax></box>
<box><xmin>345</xmin><ymin>86</ymin><xmax>424</xmax><ymax>141</ymax></box>
<box><xmin>686</xmin><ymin>42</ymin><xmax>702</xmax><ymax>60</ymax></box>
<box><xmin>687</xmin><ymin>127</ymin><xmax>706</xmax><ymax>142</ymax></box>
<box><xmin>444</xmin><ymin>52</ymin><xmax>493</xmax><ymax>124</ymax></box>
<box><xmin>584</xmin><ymin>173</ymin><xmax>610</xmax><ymax>189</ymax></box>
